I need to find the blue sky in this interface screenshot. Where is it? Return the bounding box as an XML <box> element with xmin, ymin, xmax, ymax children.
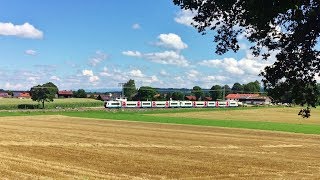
<box><xmin>0</xmin><ymin>0</ymin><xmax>280</xmax><ymax>91</ymax></box>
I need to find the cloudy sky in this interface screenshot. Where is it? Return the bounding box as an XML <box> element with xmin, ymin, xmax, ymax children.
<box><xmin>0</xmin><ymin>0</ymin><xmax>282</xmax><ymax>91</ymax></box>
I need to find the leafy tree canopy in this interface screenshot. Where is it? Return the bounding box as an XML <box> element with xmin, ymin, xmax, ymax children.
<box><xmin>123</xmin><ymin>79</ymin><xmax>137</xmax><ymax>100</ymax></box>
<box><xmin>243</xmin><ymin>81</ymin><xmax>261</xmax><ymax>93</ymax></box>
<box><xmin>192</xmin><ymin>86</ymin><xmax>204</xmax><ymax>100</ymax></box>
<box><xmin>210</xmin><ymin>85</ymin><xmax>222</xmax><ymax>101</ymax></box>
<box><xmin>232</xmin><ymin>83</ymin><xmax>244</xmax><ymax>93</ymax></box>
<box><xmin>224</xmin><ymin>85</ymin><xmax>231</xmax><ymax>96</ymax></box>
<box><xmin>173</xmin><ymin>0</ymin><xmax>320</xmax><ymax>107</ymax></box>
<box><xmin>172</xmin><ymin>91</ymin><xmax>185</xmax><ymax>100</ymax></box>
<box><xmin>73</xmin><ymin>89</ymin><xmax>87</xmax><ymax>98</ymax></box>
<box><xmin>30</xmin><ymin>82</ymin><xmax>58</xmax><ymax>109</ymax></box>
<box><xmin>136</xmin><ymin>86</ymin><xmax>158</xmax><ymax>101</ymax></box>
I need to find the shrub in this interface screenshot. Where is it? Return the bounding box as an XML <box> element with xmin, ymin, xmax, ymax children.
<box><xmin>17</xmin><ymin>104</ymin><xmax>40</xmax><ymax>109</ymax></box>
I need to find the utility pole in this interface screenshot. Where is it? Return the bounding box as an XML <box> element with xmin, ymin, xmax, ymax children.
<box><xmin>118</xmin><ymin>83</ymin><xmax>125</xmax><ymax>98</ymax></box>
<box><xmin>222</xmin><ymin>85</ymin><xmax>225</xmax><ymax>101</ymax></box>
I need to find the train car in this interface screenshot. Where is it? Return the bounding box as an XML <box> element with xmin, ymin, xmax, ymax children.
<box><xmin>104</xmin><ymin>101</ymin><xmax>121</xmax><ymax>108</ymax></box>
<box><xmin>207</xmin><ymin>101</ymin><xmax>219</xmax><ymax>108</ymax></box>
<box><xmin>121</xmin><ymin>101</ymin><xmax>141</xmax><ymax>108</ymax></box>
<box><xmin>192</xmin><ymin>101</ymin><xmax>208</xmax><ymax>108</ymax></box>
<box><xmin>141</xmin><ymin>101</ymin><xmax>152</xmax><ymax>108</ymax></box>
<box><xmin>180</xmin><ymin>101</ymin><xmax>193</xmax><ymax>108</ymax></box>
<box><xmin>151</xmin><ymin>101</ymin><xmax>169</xmax><ymax>108</ymax></box>
<box><xmin>169</xmin><ymin>101</ymin><xmax>180</xmax><ymax>108</ymax></box>
<box><xmin>228</xmin><ymin>100</ymin><xmax>239</xmax><ymax>107</ymax></box>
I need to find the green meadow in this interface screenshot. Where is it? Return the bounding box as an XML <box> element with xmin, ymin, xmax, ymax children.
<box><xmin>0</xmin><ymin>98</ymin><xmax>103</xmax><ymax>110</ymax></box>
<box><xmin>0</xmin><ymin>107</ymin><xmax>319</xmax><ymax>135</ymax></box>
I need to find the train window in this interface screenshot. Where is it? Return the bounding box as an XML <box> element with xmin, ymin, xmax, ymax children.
<box><xmin>185</xmin><ymin>103</ymin><xmax>192</xmax><ymax>105</ymax></box>
<box><xmin>111</xmin><ymin>103</ymin><xmax>120</xmax><ymax>105</ymax></box>
<box><xmin>171</xmin><ymin>103</ymin><xmax>178</xmax><ymax>105</ymax></box>
<box><xmin>143</xmin><ymin>103</ymin><xmax>151</xmax><ymax>105</ymax></box>
<box><xmin>127</xmin><ymin>103</ymin><xmax>136</xmax><ymax>106</ymax></box>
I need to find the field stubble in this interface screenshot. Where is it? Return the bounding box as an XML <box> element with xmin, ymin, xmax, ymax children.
<box><xmin>152</xmin><ymin>107</ymin><xmax>320</xmax><ymax>125</ymax></box>
<box><xmin>0</xmin><ymin>115</ymin><xmax>320</xmax><ymax>179</ymax></box>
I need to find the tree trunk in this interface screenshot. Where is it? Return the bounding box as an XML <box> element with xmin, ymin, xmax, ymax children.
<box><xmin>42</xmin><ymin>100</ymin><xmax>45</xmax><ymax>109</ymax></box>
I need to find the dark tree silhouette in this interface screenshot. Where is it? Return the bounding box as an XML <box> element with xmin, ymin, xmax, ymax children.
<box><xmin>173</xmin><ymin>0</ymin><xmax>320</xmax><ymax>108</ymax></box>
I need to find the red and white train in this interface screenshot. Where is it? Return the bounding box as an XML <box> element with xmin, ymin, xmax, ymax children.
<box><xmin>104</xmin><ymin>98</ymin><xmax>239</xmax><ymax>108</ymax></box>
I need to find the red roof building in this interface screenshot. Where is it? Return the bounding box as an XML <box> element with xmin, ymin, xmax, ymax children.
<box><xmin>226</xmin><ymin>93</ymin><xmax>272</xmax><ymax>105</ymax></box>
<box><xmin>58</xmin><ymin>90</ymin><xmax>73</xmax><ymax>98</ymax></box>
<box><xmin>185</xmin><ymin>95</ymin><xmax>197</xmax><ymax>101</ymax></box>
<box><xmin>13</xmin><ymin>92</ymin><xmax>31</xmax><ymax>99</ymax></box>
<box><xmin>225</xmin><ymin>94</ymin><xmax>259</xmax><ymax>101</ymax></box>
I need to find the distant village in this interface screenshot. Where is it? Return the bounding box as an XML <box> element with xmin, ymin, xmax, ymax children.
<box><xmin>0</xmin><ymin>86</ymin><xmax>273</xmax><ymax>106</ymax></box>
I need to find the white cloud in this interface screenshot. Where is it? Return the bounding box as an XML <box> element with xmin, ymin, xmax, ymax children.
<box><xmin>132</xmin><ymin>23</ymin><xmax>141</xmax><ymax>30</ymax></box>
<box><xmin>89</xmin><ymin>76</ymin><xmax>99</xmax><ymax>82</ymax></box>
<box><xmin>156</xmin><ymin>33</ymin><xmax>188</xmax><ymax>50</ymax></box>
<box><xmin>89</xmin><ymin>51</ymin><xmax>108</xmax><ymax>67</ymax></box>
<box><xmin>0</xmin><ymin>22</ymin><xmax>43</xmax><ymax>39</ymax></box>
<box><xmin>199</xmin><ymin>57</ymin><xmax>267</xmax><ymax>75</ymax></box>
<box><xmin>187</xmin><ymin>69</ymin><xmax>200</xmax><ymax>79</ymax></box>
<box><xmin>25</xmin><ymin>49</ymin><xmax>37</xmax><ymax>56</ymax></box>
<box><xmin>99</xmin><ymin>67</ymin><xmax>111</xmax><ymax>77</ymax></box>
<box><xmin>144</xmin><ymin>75</ymin><xmax>159</xmax><ymax>84</ymax></box>
<box><xmin>4</xmin><ymin>82</ymin><xmax>25</xmax><ymax>90</ymax></box>
<box><xmin>174</xmin><ymin>10</ymin><xmax>197</xmax><ymax>27</ymax></box>
<box><xmin>82</xmin><ymin>69</ymin><xmax>94</xmax><ymax>76</ymax></box>
<box><xmin>129</xmin><ymin>69</ymin><xmax>144</xmax><ymax>78</ymax></box>
<box><xmin>159</xmin><ymin>70</ymin><xmax>168</xmax><ymax>76</ymax></box>
<box><xmin>50</xmin><ymin>76</ymin><xmax>60</xmax><ymax>81</ymax></box>
<box><xmin>123</xmin><ymin>49</ymin><xmax>190</xmax><ymax>67</ymax></box>
<box><xmin>122</xmin><ymin>50</ymin><xmax>142</xmax><ymax>57</ymax></box>
<box><xmin>82</xmin><ymin>69</ymin><xmax>99</xmax><ymax>83</ymax></box>
<box><xmin>145</xmin><ymin>51</ymin><xmax>190</xmax><ymax>67</ymax></box>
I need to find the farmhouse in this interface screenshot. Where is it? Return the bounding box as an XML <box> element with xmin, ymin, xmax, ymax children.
<box><xmin>185</xmin><ymin>95</ymin><xmax>197</xmax><ymax>101</ymax></box>
<box><xmin>226</xmin><ymin>94</ymin><xmax>272</xmax><ymax>105</ymax></box>
<box><xmin>58</xmin><ymin>90</ymin><xmax>73</xmax><ymax>98</ymax></box>
<box><xmin>13</xmin><ymin>92</ymin><xmax>31</xmax><ymax>99</ymax></box>
<box><xmin>0</xmin><ymin>92</ymin><xmax>9</xmax><ymax>98</ymax></box>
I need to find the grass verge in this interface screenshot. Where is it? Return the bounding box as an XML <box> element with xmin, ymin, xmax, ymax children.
<box><xmin>0</xmin><ymin>109</ymin><xmax>319</xmax><ymax>135</ymax></box>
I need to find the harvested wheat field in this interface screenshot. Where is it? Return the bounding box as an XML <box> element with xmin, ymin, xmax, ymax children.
<box><xmin>153</xmin><ymin>107</ymin><xmax>320</xmax><ymax>125</ymax></box>
<box><xmin>0</xmin><ymin>115</ymin><xmax>320</xmax><ymax>179</ymax></box>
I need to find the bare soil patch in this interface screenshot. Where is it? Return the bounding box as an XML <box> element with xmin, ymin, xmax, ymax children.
<box><xmin>0</xmin><ymin>115</ymin><xmax>320</xmax><ymax>179</ymax></box>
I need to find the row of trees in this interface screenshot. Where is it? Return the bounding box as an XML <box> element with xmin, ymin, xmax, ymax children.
<box><xmin>123</xmin><ymin>79</ymin><xmax>262</xmax><ymax>101</ymax></box>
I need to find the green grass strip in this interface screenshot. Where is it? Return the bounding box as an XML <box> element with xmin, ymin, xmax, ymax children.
<box><xmin>0</xmin><ymin>110</ymin><xmax>319</xmax><ymax>135</ymax></box>
<box><xmin>61</xmin><ymin>111</ymin><xmax>320</xmax><ymax>135</ymax></box>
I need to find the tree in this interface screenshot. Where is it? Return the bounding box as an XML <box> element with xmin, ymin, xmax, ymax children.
<box><xmin>30</xmin><ymin>83</ymin><xmax>57</xmax><ymax>109</ymax></box>
<box><xmin>173</xmin><ymin>0</ymin><xmax>320</xmax><ymax>108</ymax></box>
<box><xmin>123</xmin><ymin>79</ymin><xmax>137</xmax><ymax>100</ymax></box>
<box><xmin>317</xmin><ymin>84</ymin><xmax>320</xmax><ymax>106</ymax></box>
<box><xmin>210</xmin><ymin>85</ymin><xmax>222</xmax><ymax>101</ymax></box>
<box><xmin>192</xmin><ymin>86</ymin><xmax>203</xmax><ymax>101</ymax></box>
<box><xmin>166</xmin><ymin>92</ymin><xmax>173</xmax><ymax>101</ymax></box>
<box><xmin>243</xmin><ymin>81</ymin><xmax>261</xmax><ymax>93</ymax></box>
<box><xmin>232</xmin><ymin>83</ymin><xmax>244</xmax><ymax>93</ymax></box>
<box><xmin>73</xmin><ymin>89</ymin><xmax>87</xmax><ymax>98</ymax></box>
<box><xmin>172</xmin><ymin>91</ymin><xmax>184</xmax><ymax>100</ymax></box>
<box><xmin>224</xmin><ymin>85</ymin><xmax>231</xmax><ymax>96</ymax></box>
<box><xmin>43</xmin><ymin>82</ymin><xmax>58</xmax><ymax>96</ymax></box>
<box><xmin>136</xmin><ymin>86</ymin><xmax>158</xmax><ymax>101</ymax></box>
